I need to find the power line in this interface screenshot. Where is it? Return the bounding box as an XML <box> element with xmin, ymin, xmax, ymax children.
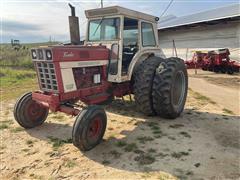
<box><xmin>159</xmin><ymin>0</ymin><xmax>174</xmax><ymax>20</ymax></box>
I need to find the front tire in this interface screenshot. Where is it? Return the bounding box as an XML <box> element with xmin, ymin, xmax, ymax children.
<box><xmin>152</xmin><ymin>57</ymin><xmax>188</xmax><ymax>119</ymax></box>
<box><xmin>14</xmin><ymin>92</ymin><xmax>49</xmax><ymax>128</ymax></box>
<box><xmin>72</xmin><ymin>105</ymin><xmax>107</xmax><ymax>151</ymax></box>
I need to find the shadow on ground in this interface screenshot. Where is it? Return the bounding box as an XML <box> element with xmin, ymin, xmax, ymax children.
<box><xmin>26</xmin><ymin>99</ymin><xmax>240</xmax><ymax>179</ymax></box>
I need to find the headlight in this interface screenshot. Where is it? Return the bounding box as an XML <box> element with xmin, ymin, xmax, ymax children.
<box><xmin>31</xmin><ymin>50</ymin><xmax>37</xmax><ymax>59</ymax></box>
<box><xmin>46</xmin><ymin>50</ymin><xmax>52</xmax><ymax>60</ymax></box>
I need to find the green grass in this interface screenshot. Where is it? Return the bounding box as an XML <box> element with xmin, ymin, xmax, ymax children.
<box><xmin>137</xmin><ymin>136</ymin><xmax>154</xmax><ymax>144</ymax></box>
<box><xmin>189</xmin><ymin>88</ymin><xmax>216</xmax><ymax>105</ymax></box>
<box><xmin>10</xmin><ymin>127</ymin><xmax>24</xmax><ymax>133</ymax></box>
<box><xmin>109</xmin><ymin>150</ymin><xmax>122</xmax><ymax>158</ymax></box>
<box><xmin>147</xmin><ymin>148</ymin><xmax>157</xmax><ymax>153</ymax></box>
<box><xmin>64</xmin><ymin>160</ymin><xmax>76</xmax><ymax>168</ymax></box>
<box><xmin>115</xmin><ymin>140</ymin><xmax>127</xmax><ymax>147</ymax></box>
<box><xmin>47</xmin><ymin>136</ymin><xmax>72</xmax><ymax>150</ymax></box>
<box><xmin>179</xmin><ymin>131</ymin><xmax>191</xmax><ymax>138</ymax></box>
<box><xmin>222</xmin><ymin>108</ymin><xmax>234</xmax><ymax>115</ymax></box>
<box><xmin>124</xmin><ymin>143</ymin><xmax>138</xmax><ymax>152</ymax></box>
<box><xmin>171</xmin><ymin>151</ymin><xmax>189</xmax><ymax>159</ymax></box>
<box><xmin>0</xmin><ymin>42</ymin><xmax>58</xmax><ymax>68</ymax></box>
<box><xmin>26</xmin><ymin>140</ymin><xmax>34</xmax><ymax>145</ymax></box>
<box><xmin>102</xmin><ymin>160</ymin><xmax>110</xmax><ymax>165</ymax></box>
<box><xmin>0</xmin><ymin>67</ymin><xmax>37</xmax><ymax>101</ymax></box>
<box><xmin>134</xmin><ymin>153</ymin><xmax>155</xmax><ymax>165</ymax></box>
<box><xmin>0</xmin><ymin>123</ymin><xmax>9</xmax><ymax>130</ymax></box>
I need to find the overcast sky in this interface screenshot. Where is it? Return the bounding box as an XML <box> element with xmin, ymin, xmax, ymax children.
<box><xmin>1</xmin><ymin>0</ymin><xmax>239</xmax><ymax>43</ymax></box>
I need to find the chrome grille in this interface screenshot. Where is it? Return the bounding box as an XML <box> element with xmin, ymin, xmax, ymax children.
<box><xmin>35</xmin><ymin>62</ymin><xmax>58</xmax><ymax>92</ymax></box>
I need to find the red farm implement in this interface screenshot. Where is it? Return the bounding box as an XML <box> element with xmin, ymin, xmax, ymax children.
<box><xmin>185</xmin><ymin>49</ymin><xmax>240</xmax><ymax>74</ymax></box>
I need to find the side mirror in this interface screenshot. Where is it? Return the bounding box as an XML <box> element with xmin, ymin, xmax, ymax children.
<box><xmin>109</xmin><ymin>43</ymin><xmax>119</xmax><ymax>75</ymax></box>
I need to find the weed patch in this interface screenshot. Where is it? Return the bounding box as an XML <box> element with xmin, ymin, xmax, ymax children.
<box><xmin>26</xmin><ymin>140</ymin><xmax>34</xmax><ymax>145</ymax></box>
<box><xmin>179</xmin><ymin>131</ymin><xmax>191</xmax><ymax>138</ymax></box>
<box><xmin>134</xmin><ymin>153</ymin><xmax>155</xmax><ymax>165</ymax></box>
<box><xmin>102</xmin><ymin>160</ymin><xmax>110</xmax><ymax>165</ymax></box>
<box><xmin>171</xmin><ymin>151</ymin><xmax>189</xmax><ymax>159</ymax></box>
<box><xmin>0</xmin><ymin>123</ymin><xmax>9</xmax><ymax>130</ymax></box>
<box><xmin>124</xmin><ymin>143</ymin><xmax>138</xmax><ymax>152</ymax></box>
<box><xmin>10</xmin><ymin>127</ymin><xmax>24</xmax><ymax>133</ymax></box>
<box><xmin>64</xmin><ymin>159</ymin><xmax>76</xmax><ymax>168</ymax></box>
<box><xmin>115</xmin><ymin>140</ymin><xmax>127</xmax><ymax>147</ymax></box>
<box><xmin>147</xmin><ymin>148</ymin><xmax>157</xmax><ymax>153</ymax></box>
<box><xmin>109</xmin><ymin>150</ymin><xmax>121</xmax><ymax>158</ymax></box>
<box><xmin>222</xmin><ymin>108</ymin><xmax>234</xmax><ymax>115</ymax></box>
<box><xmin>169</xmin><ymin>124</ymin><xmax>184</xmax><ymax>129</ymax></box>
<box><xmin>137</xmin><ymin>136</ymin><xmax>154</xmax><ymax>144</ymax></box>
<box><xmin>48</xmin><ymin>136</ymin><xmax>72</xmax><ymax>150</ymax></box>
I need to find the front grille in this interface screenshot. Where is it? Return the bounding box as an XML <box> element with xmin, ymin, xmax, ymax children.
<box><xmin>35</xmin><ymin>62</ymin><xmax>58</xmax><ymax>92</ymax></box>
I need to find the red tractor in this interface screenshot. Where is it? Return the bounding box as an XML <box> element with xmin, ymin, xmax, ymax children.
<box><xmin>14</xmin><ymin>5</ymin><xmax>188</xmax><ymax>151</ymax></box>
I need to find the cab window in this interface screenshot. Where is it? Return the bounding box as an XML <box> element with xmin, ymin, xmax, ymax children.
<box><xmin>141</xmin><ymin>22</ymin><xmax>156</xmax><ymax>47</ymax></box>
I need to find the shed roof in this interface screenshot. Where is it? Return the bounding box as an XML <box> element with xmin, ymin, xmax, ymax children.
<box><xmin>158</xmin><ymin>4</ymin><xmax>240</xmax><ymax>30</ymax></box>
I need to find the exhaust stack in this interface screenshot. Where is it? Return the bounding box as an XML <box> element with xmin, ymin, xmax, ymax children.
<box><xmin>68</xmin><ymin>3</ymin><xmax>80</xmax><ymax>45</ymax></box>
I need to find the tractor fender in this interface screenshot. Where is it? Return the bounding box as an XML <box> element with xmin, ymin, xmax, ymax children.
<box><xmin>127</xmin><ymin>48</ymin><xmax>166</xmax><ymax>81</ymax></box>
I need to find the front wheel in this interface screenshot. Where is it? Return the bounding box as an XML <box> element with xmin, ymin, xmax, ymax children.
<box><xmin>13</xmin><ymin>92</ymin><xmax>49</xmax><ymax>128</ymax></box>
<box><xmin>72</xmin><ymin>105</ymin><xmax>107</xmax><ymax>151</ymax></box>
<box><xmin>152</xmin><ymin>57</ymin><xmax>188</xmax><ymax>119</ymax></box>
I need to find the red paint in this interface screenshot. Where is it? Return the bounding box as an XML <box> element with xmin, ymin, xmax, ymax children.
<box><xmin>185</xmin><ymin>48</ymin><xmax>240</xmax><ymax>73</ymax></box>
<box><xmin>31</xmin><ymin>45</ymin><xmax>132</xmax><ymax>116</ymax></box>
<box><xmin>87</xmin><ymin>117</ymin><xmax>102</xmax><ymax>140</ymax></box>
<box><xmin>52</xmin><ymin>46</ymin><xmax>109</xmax><ymax>62</ymax></box>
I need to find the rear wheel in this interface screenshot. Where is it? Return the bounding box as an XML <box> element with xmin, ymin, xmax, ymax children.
<box><xmin>227</xmin><ymin>66</ymin><xmax>234</xmax><ymax>74</ymax></box>
<box><xmin>72</xmin><ymin>105</ymin><xmax>107</xmax><ymax>151</ymax></box>
<box><xmin>14</xmin><ymin>92</ymin><xmax>49</xmax><ymax>128</ymax></box>
<box><xmin>133</xmin><ymin>56</ymin><xmax>165</xmax><ymax>116</ymax></box>
<box><xmin>152</xmin><ymin>57</ymin><xmax>188</xmax><ymax>119</ymax></box>
<box><xmin>220</xmin><ymin>66</ymin><xmax>226</xmax><ymax>73</ymax></box>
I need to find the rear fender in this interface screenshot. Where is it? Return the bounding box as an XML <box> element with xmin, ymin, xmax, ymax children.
<box><xmin>127</xmin><ymin>48</ymin><xmax>165</xmax><ymax>81</ymax></box>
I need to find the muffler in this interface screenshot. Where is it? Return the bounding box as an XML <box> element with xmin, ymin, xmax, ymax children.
<box><xmin>68</xmin><ymin>3</ymin><xmax>80</xmax><ymax>45</ymax></box>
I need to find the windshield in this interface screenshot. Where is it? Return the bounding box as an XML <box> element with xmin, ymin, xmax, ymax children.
<box><xmin>88</xmin><ymin>17</ymin><xmax>120</xmax><ymax>41</ymax></box>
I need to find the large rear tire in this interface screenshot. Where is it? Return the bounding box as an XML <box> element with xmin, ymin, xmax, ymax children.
<box><xmin>152</xmin><ymin>57</ymin><xmax>188</xmax><ymax>119</ymax></box>
<box><xmin>13</xmin><ymin>92</ymin><xmax>49</xmax><ymax>128</ymax></box>
<box><xmin>133</xmin><ymin>56</ymin><xmax>165</xmax><ymax>116</ymax></box>
<box><xmin>72</xmin><ymin>105</ymin><xmax>107</xmax><ymax>151</ymax></box>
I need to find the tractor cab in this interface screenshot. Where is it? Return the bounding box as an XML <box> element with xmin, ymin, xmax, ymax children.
<box><xmin>85</xmin><ymin>6</ymin><xmax>164</xmax><ymax>82</ymax></box>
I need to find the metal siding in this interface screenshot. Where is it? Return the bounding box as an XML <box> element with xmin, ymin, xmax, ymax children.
<box><xmin>158</xmin><ymin>4</ymin><xmax>240</xmax><ymax>30</ymax></box>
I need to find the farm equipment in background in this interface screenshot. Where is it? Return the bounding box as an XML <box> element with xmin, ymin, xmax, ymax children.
<box><xmin>11</xmin><ymin>39</ymin><xmax>21</xmax><ymax>50</ymax></box>
<box><xmin>185</xmin><ymin>48</ymin><xmax>240</xmax><ymax>74</ymax></box>
<box><xmin>14</xmin><ymin>5</ymin><xmax>188</xmax><ymax>151</ymax></box>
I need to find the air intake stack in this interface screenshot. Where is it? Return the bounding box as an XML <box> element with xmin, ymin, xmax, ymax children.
<box><xmin>68</xmin><ymin>3</ymin><xmax>80</xmax><ymax>45</ymax></box>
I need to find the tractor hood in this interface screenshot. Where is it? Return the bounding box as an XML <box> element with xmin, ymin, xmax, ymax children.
<box><xmin>31</xmin><ymin>45</ymin><xmax>109</xmax><ymax>62</ymax></box>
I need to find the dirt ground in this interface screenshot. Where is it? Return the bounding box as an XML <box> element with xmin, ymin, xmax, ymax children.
<box><xmin>1</xmin><ymin>84</ymin><xmax>240</xmax><ymax>180</ymax></box>
<box><xmin>188</xmin><ymin>69</ymin><xmax>240</xmax><ymax>115</ymax></box>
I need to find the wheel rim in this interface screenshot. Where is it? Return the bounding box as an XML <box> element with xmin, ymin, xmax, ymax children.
<box><xmin>25</xmin><ymin>100</ymin><xmax>46</xmax><ymax>122</ymax></box>
<box><xmin>172</xmin><ymin>71</ymin><xmax>186</xmax><ymax>107</ymax></box>
<box><xmin>87</xmin><ymin>117</ymin><xmax>102</xmax><ymax>142</ymax></box>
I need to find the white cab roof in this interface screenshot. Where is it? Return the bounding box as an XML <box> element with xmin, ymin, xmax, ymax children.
<box><xmin>85</xmin><ymin>6</ymin><xmax>158</xmax><ymax>23</ymax></box>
